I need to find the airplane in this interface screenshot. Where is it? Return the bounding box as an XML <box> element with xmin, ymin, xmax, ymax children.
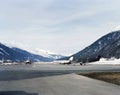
<box><xmin>58</xmin><ymin>57</ymin><xmax>74</xmax><ymax>65</ymax></box>
<box><xmin>25</xmin><ymin>57</ymin><xmax>32</xmax><ymax>64</ymax></box>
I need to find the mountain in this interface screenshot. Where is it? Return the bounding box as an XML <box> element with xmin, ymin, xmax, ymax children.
<box><xmin>12</xmin><ymin>47</ymin><xmax>54</xmax><ymax>62</ymax></box>
<box><xmin>0</xmin><ymin>43</ymin><xmax>53</xmax><ymax>62</ymax></box>
<box><xmin>3</xmin><ymin>42</ymin><xmax>65</xmax><ymax>60</ymax></box>
<box><xmin>31</xmin><ymin>48</ymin><xmax>65</xmax><ymax>60</ymax></box>
<box><xmin>69</xmin><ymin>30</ymin><xmax>120</xmax><ymax>63</ymax></box>
<box><xmin>3</xmin><ymin>41</ymin><xmax>66</xmax><ymax>61</ymax></box>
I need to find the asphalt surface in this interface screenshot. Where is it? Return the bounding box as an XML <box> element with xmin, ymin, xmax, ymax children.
<box><xmin>0</xmin><ymin>64</ymin><xmax>120</xmax><ymax>95</ymax></box>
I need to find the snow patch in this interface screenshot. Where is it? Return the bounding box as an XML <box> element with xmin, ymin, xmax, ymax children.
<box><xmin>0</xmin><ymin>48</ymin><xmax>9</xmax><ymax>55</ymax></box>
<box><xmin>0</xmin><ymin>52</ymin><xmax>4</xmax><ymax>55</ymax></box>
<box><xmin>89</xmin><ymin>58</ymin><xmax>120</xmax><ymax>65</ymax></box>
<box><xmin>30</xmin><ymin>48</ymin><xmax>64</xmax><ymax>59</ymax></box>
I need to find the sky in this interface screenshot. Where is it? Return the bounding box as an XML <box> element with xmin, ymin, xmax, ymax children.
<box><xmin>0</xmin><ymin>0</ymin><xmax>120</xmax><ymax>55</ymax></box>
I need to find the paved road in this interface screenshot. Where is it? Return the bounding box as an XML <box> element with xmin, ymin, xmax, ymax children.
<box><xmin>0</xmin><ymin>64</ymin><xmax>120</xmax><ymax>95</ymax></box>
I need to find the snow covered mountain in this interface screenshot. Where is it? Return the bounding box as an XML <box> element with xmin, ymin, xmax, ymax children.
<box><xmin>0</xmin><ymin>43</ymin><xmax>53</xmax><ymax>62</ymax></box>
<box><xmin>3</xmin><ymin>41</ymin><xmax>65</xmax><ymax>60</ymax></box>
<box><xmin>0</xmin><ymin>42</ymin><xmax>65</xmax><ymax>62</ymax></box>
<box><xmin>68</xmin><ymin>30</ymin><xmax>120</xmax><ymax>62</ymax></box>
<box><xmin>31</xmin><ymin>48</ymin><xmax>65</xmax><ymax>60</ymax></box>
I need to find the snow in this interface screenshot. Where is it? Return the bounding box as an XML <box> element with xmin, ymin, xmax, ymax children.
<box><xmin>0</xmin><ymin>52</ymin><xmax>4</xmax><ymax>55</ymax></box>
<box><xmin>69</xmin><ymin>57</ymin><xmax>74</xmax><ymax>61</ymax></box>
<box><xmin>0</xmin><ymin>48</ymin><xmax>9</xmax><ymax>55</ymax></box>
<box><xmin>98</xmin><ymin>41</ymin><xmax>101</xmax><ymax>45</ymax></box>
<box><xmin>31</xmin><ymin>48</ymin><xmax>55</xmax><ymax>57</ymax></box>
<box><xmin>1</xmin><ymin>41</ymin><xmax>63</xmax><ymax>59</ymax></box>
<box><xmin>27</xmin><ymin>48</ymin><xmax>64</xmax><ymax>59</ymax></box>
<box><xmin>53</xmin><ymin>60</ymin><xmax>70</xmax><ymax>64</ymax></box>
<box><xmin>89</xmin><ymin>58</ymin><xmax>120</xmax><ymax>65</ymax></box>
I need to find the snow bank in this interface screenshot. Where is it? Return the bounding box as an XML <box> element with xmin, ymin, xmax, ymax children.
<box><xmin>89</xmin><ymin>58</ymin><xmax>120</xmax><ymax>65</ymax></box>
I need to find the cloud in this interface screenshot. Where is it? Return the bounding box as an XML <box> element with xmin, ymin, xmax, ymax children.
<box><xmin>113</xmin><ymin>25</ymin><xmax>120</xmax><ymax>31</ymax></box>
<box><xmin>0</xmin><ymin>0</ymin><xmax>120</xmax><ymax>55</ymax></box>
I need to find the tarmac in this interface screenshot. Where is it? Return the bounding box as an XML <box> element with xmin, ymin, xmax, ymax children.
<box><xmin>0</xmin><ymin>64</ymin><xmax>120</xmax><ymax>95</ymax></box>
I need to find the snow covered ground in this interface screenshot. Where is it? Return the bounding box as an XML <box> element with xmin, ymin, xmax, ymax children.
<box><xmin>89</xmin><ymin>58</ymin><xmax>120</xmax><ymax>65</ymax></box>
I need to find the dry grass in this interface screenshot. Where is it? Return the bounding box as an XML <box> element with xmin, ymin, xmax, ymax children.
<box><xmin>79</xmin><ymin>72</ymin><xmax>120</xmax><ymax>85</ymax></box>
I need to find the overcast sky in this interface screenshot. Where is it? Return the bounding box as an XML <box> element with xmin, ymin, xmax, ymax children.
<box><xmin>0</xmin><ymin>0</ymin><xmax>120</xmax><ymax>55</ymax></box>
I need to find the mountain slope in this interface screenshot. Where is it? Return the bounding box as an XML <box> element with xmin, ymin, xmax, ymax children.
<box><xmin>12</xmin><ymin>47</ymin><xmax>53</xmax><ymax>62</ymax></box>
<box><xmin>71</xmin><ymin>30</ymin><xmax>120</xmax><ymax>62</ymax></box>
<box><xmin>0</xmin><ymin>43</ymin><xmax>53</xmax><ymax>62</ymax></box>
<box><xmin>3</xmin><ymin>42</ymin><xmax>65</xmax><ymax>60</ymax></box>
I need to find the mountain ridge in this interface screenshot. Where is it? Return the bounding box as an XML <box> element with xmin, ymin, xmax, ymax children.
<box><xmin>0</xmin><ymin>43</ymin><xmax>53</xmax><ymax>62</ymax></box>
<box><xmin>65</xmin><ymin>30</ymin><xmax>120</xmax><ymax>62</ymax></box>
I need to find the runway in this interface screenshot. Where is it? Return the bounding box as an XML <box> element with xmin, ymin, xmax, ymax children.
<box><xmin>0</xmin><ymin>64</ymin><xmax>120</xmax><ymax>95</ymax></box>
